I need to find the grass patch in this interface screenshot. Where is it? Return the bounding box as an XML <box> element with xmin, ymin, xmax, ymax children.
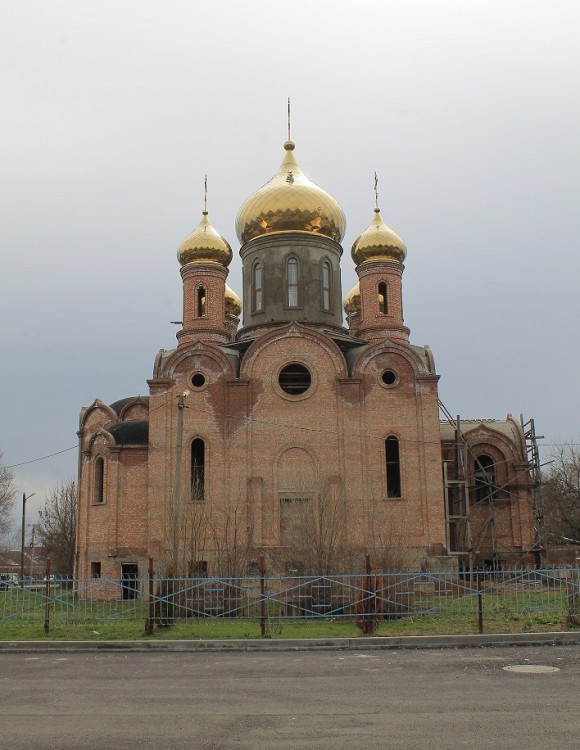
<box><xmin>0</xmin><ymin>615</ymin><xmax>577</xmax><ymax>641</ymax></box>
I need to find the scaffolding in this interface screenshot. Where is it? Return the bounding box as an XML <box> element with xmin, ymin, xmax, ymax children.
<box><xmin>440</xmin><ymin>402</ymin><xmax>542</xmax><ymax>570</ymax></box>
<box><xmin>439</xmin><ymin>402</ymin><xmax>472</xmax><ymax>570</ymax></box>
<box><xmin>520</xmin><ymin>415</ymin><xmax>544</xmax><ymax>565</ymax></box>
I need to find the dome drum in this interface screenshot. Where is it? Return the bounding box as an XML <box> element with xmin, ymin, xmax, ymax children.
<box><xmin>239</xmin><ymin>233</ymin><xmax>344</xmax><ymax>332</ymax></box>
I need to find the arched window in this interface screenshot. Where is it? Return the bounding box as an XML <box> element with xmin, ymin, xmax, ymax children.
<box><xmin>378</xmin><ymin>281</ymin><xmax>388</xmax><ymax>315</ymax></box>
<box><xmin>191</xmin><ymin>439</ymin><xmax>205</xmax><ymax>501</ymax></box>
<box><xmin>385</xmin><ymin>437</ymin><xmax>401</xmax><ymax>498</ymax></box>
<box><xmin>197</xmin><ymin>285</ymin><xmax>206</xmax><ymax>318</ymax></box>
<box><xmin>474</xmin><ymin>454</ymin><xmax>497</xmax><ymax>503</ymax></box>
<box><xmin>252</xmin><ymin>262</ymin><xmax>263</xmax><ymax>312</ymax></box>
<box><xmin>94</xmin><ymin>457</ymin><xmax>104</xmax><ymax>503</ymax></box>
<box><xmin>287</xmin><ymin>257</ymin><xmax>299</xmax><ymax>307</ymax></box>
<box><xmin>322</xmin><ymin>261</ymin><xmax>331</xmax><ymax>311</ymax></box>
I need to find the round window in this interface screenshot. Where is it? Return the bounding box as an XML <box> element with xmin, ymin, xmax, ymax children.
<box><xmin>381</xmin><ymin>369</ymin><xmax>397</xmax><ymax>386</ymax></box>
<box><xmin>278</xmin><ymin>363</ymin><xmax>312</xmax><ymax>395</ymax></box>
<box><xmin>191</xmin><ymin>373</ymin><xmax>206</xmax><ymax>389</ymax></box>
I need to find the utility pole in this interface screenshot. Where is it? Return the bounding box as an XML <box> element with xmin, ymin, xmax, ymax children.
<box><xmin>20</xmin><ymin>492</ymin><xmax>36</xmax><ymax>583</ymax></box>
<box><xmin>171</xmin><ymin>392</ymin><xmax>188</xmax><ymax>573</ymax></box>
<box><xmin>29</xmin><ymin>525</ymin><xmax>36</xmax><ymax>577</ymax></box>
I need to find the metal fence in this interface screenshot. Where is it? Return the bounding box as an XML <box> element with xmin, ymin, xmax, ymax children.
<box><xmin>1</xmin><ymin>568</ymin><xmax>578</xmax><ymax>635</ymax></box>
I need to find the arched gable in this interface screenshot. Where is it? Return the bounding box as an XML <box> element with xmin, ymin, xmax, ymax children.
<box><xmin>462</xmin><ymin>424</ymin><xmax>523</xmax><ymax>465</ymax></box>
<box><xmin>84</xmin><ymin>427</ymin><xmax>117</xmax><ymax>456</ymax></box>
<box><xmin>80</xmin><ymin>399</ymin><xmax>118</xmax><ymax>432</ymax></box>
<box><xmin>118</xmin><ymin>397</ymin><xmax>149</xmax><ymax>421</ymax></box>
<box><xmin>351</xmin><ymin>339</ymin><xmax>432</xmax><ymax>380</ymax></box>
<box><xmin>240</xmin><ymin>322</ymin><xmax>348</xmax><ymax>380</ymax></box>
<box><xmin>158</xmin><ymin>341</ymin><xmax>237</xmax><ymax>381</ymax></box>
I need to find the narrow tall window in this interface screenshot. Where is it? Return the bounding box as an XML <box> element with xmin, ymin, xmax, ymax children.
<box><xmin>191</xmin><ymin>439</ymin><xmax>205</xmax><ymax>501</ymax></box>
<box><xmin>385</xmin><ymin>437</ymin><xmax>401</xmax><ymax>498</ymax></box>
<box><xmin>252</xmin><ymin>262</ymin><xmax>263</xmax><ymax>312</ymax></box>
<box><xmin>197</xmin><ymin>286</ymin><xmax>206</xmax><ymax>318</ymax></box>
<box><xmin>94</xmin><ymin>457</ymin><xmax>104</xmax><ymax>503</ymax></box>
<box><xmin>90</xmin><ymin>561</ymin><xmax>101</xmax><ymax>578</ymax></box>
<box><xmin>322</xmin><ymin>261</ymin><xmax>331</xmax><ymax>311</ymax></box>
<box><xmin>287</xmin><ymin>258</ymin><xmax>299</xmax><ymax>307</ymax></box>
<box><xmin>378</xmin><ymin>281</ymin><xmax>388</xmax><ymax>315</ymax></box>
<box><xmin>474</xmin><ymin>455</ymin><xmax>497</xmax><ymax>503</ymax></box>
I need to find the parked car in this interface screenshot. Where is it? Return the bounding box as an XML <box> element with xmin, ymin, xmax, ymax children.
<box><xmin>0</xmin><ymin>574</ymin><xmax>18</xmax><ymax>590</ymax></box>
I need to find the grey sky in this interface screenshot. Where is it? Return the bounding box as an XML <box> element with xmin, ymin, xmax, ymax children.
<box><xmin>1</xmin><ymin>0</ymin><xmax>579</xmax><ymax>526</ymax></box>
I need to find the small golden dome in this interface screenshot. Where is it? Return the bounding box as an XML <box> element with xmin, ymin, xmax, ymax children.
<box><xmin>177</xmin><ymin>212</ymin><xmax>233</xmax><ymax>267</ymax></box>
<box><xmin>225</xmin><ymin>284</ymin><xmax>241</xmax><ymax>318</ymax></box>
<box><xmin>343</xmin><ymin>281</ymin><xmax>361</xmax><ymax>316</ymax></box>
<box><xmin>351</xmin><ymin>209</ymin><xmax>406</xmax><ymax>266</ymax></box>
<box><xmin>235</xmin><ymin>141</ymin><xmax>346</xmax><ymax>244</ymax></box>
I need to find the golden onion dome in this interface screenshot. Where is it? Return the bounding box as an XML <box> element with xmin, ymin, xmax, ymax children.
<box><xmin>235</xmin><ymin>141</ymin><xmax>346</xmax><ymax>244</ymax></box>
<box><xmin>351</xmin><ymin>208</ymin><xmax>406</xmax><ymax>266</ymax></box>
<box><xmin>343</xmin><ymin>281</ymin><xmax>361</xmax><ymax>316</ymax></box>
<box><xmin>177</xmin><ymin>211</ymin><xmax>233</xmax><ymax>267</ymax></box>
<box><xmin>224</xmin><ymin>284</ymin><xmax>241</xmax><ymax>318</ymax></box>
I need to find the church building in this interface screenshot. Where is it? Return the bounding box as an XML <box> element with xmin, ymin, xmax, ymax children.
<box><xmin>75</xmin><ymin>136</ymin><xmax>537</xmax><ymax>582</ymax></box>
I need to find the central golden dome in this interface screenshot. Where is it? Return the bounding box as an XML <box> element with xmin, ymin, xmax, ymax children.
<box><xmin>236</xmin><ymin>141</ymin><xmax>346</xmax><ymax>244</ymax></box>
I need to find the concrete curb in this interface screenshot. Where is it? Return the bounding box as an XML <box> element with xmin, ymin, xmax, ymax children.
<box><xmin>0</xmin><ymin>631</ymin><xmax>578</xmax><ymax>653</ymax></box>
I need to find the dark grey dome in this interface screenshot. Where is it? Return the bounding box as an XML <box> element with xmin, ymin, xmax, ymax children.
<box><xmin>108</xmin><ymin>420</ymin><xmax>149</xmax><ymax>446</ymax></box>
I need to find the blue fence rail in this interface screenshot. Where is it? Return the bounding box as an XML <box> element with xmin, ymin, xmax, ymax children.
<box><xmin>1</xmin><ymin>568</ymin><xmax>579</xmax><ymax>633</ymax></box>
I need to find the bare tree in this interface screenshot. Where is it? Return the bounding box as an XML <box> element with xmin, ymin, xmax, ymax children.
<box><xmin>276</xmin><ymin>477</ymin><xmax>357</xmax><ymax>574</ymax></box>
<box><xmin>366</xmin><ymin>505</ymin><xmax>416</xmax><ymax>572</ymax></box>
<box><xmin>541</xmin><ymin>442</ymin><xmax>580</xmax><ymax>544</ymax></box>
<box><xmin>160</xmin><ymin>481</ymin><xmax>209</xmax><ymax>577</ymax></box>
<box><xmin>160</xmin><ymin>478</ymin><xmax>254</xmax><ymax>579</ymax></box>
<box><xmin>36</xmin><ymin>479</ymin><xmax>77</xmax><ymax>576</ymax></box>
<box><xmin>207</xmin><ymin>496</ymin><xmax>255</xmax><ymax>578</ymax></box>
<box><xmin>0</xmin><ymin>450</ymin><xmax>16</xmax><ymax>537</ymax></box>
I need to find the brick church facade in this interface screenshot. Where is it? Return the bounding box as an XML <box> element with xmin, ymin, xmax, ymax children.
<box><xmin>75</xmin><ymin>137</ymin><xmax>536</xmax><ymax>581</ymax></box>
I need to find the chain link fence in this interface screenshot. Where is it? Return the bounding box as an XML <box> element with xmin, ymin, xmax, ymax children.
<box><xmin>1</xmin><ymin>568</ymin><xmax>578</xmax><ymax>636</ymax></box>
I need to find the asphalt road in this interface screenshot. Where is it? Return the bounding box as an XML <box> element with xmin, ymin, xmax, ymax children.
<box><xmin>1</xmin><ymin>645</ymin><xmax>578</xmax><ymax>749</ymax></box>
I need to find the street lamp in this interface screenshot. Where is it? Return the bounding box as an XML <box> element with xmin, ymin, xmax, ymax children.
<box><xmin>20</xmin><ymin>492</ymin><xmax>36</xmax><ymax>583</ymax></box>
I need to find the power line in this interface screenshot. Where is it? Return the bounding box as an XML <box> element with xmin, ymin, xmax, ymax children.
<box><xmin>5</xmin><ymin>398</ymin><xmax>570</xmax><ymax>470</ymax></box>
<box><xmin>7</xmin><ymin>445</ymin><xmax>78</xmax><ymax>468</ymax></box>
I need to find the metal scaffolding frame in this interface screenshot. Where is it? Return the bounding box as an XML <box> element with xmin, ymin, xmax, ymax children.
<box><xmin>440</xmin><ymin>401</ymin><xmax>541</xmax><ymax>570</ymax></box>
<box><xmin>520</xmin><ymin>415</ymin><xmax>544</xmax><ymax>565</ymax></box>
<box><xmin>439</xmin><ymin>402</ymin><xmax>472</xmax><ymax>569</ymax></box>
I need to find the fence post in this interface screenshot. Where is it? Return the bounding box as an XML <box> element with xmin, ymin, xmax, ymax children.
<box><xmin>44</xmin><ymin>557</ymin><xmax>52</xmax><ymax>635</ymax></box>
<box><xmin>145</xmin><ymin>557</ymin><xmax>154</xmax><ymax>636</ymax></box>
<box><xmin>476</xmin><ymin>574</ymin><xmax>484</xmax><ymax>634</ymax></box>
<box><xmin>359</xmin><ymin>553</ymin><xmax>376</xmax><ymax>636</ymax></box>
<box><xmin>259</xmin><ymin>554</ymin><xmax>267</xmax><ymax>637</ymax></box>
<box><xmin>565</xmin><ymin>577</ymin><xmax>579</xmax><ymax>626</ymax></box>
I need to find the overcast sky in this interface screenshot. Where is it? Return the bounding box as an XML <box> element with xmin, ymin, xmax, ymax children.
<box><xmin>1</xmin><ymin>0</ymin><xmax>579</xmax><ymax>528</ymax></box>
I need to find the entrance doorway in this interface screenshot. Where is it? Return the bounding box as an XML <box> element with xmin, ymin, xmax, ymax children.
<box><xmin>121</xmin><ymin>563</ymin><xmax>139</xmax><ymax>601</ymax></box>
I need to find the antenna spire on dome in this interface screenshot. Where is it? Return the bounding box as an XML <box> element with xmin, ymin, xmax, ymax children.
<box><xmin>287</xmin><ymin>97</ymin><xmax>291</xmax><ymax>141</ymax></box>
<box><xmin>204</xmin><ymin>174</ymin><xmax>208</xmax><ymax>214</ymax></box>
<box><xmin>374</xmin><ymin>172</ymin><xmax>380</xmax><ymax>212</ymax></box>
